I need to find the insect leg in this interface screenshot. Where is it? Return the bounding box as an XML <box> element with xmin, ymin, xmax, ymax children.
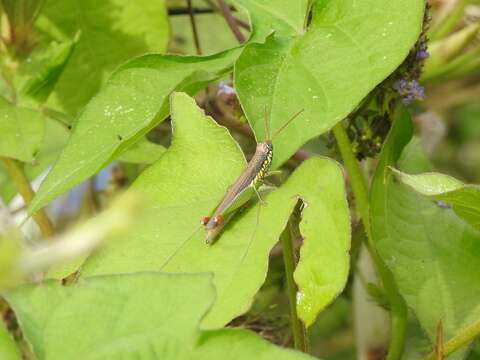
<box><xmin>253</xmin><ymin>186</ymin><xmax>267</xmax><ymax>205</ymax></box>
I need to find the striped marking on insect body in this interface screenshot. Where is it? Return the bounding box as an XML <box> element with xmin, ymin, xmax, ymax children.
<box><xmin>252</xmin><ymin>145</ymin><xmax>273</xmax><ymax>187</ymax></box>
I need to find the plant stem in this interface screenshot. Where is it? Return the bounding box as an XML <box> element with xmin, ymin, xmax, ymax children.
<box><xmin>203</xmin><ymin>0</ymin><xmax>250</xmax><ymax>29</ymax></box>
<box><xmin>169</xmin><ymin>4</ymin><xmax>249</xmax><ymax>28</ymax></box>
<box><xmin>332</xmin><ymin>123</ymin><xmax>371</xmax><ymax>238</ymax></box>
<box><xmin>217</xmin><ymin>0</ymin><xmax>246</xmax><ymax>43</ymax></box>
<box><xmin>168</xmin><ymin>6</ymin><xmax>214</xmax><ymax>15</ymax></box>
<box><xmin>332</xmin><ymin>122</ymin><xmax>407</xmax><ymax>360</ymax></box>
<box><xmin>186</xmin><ymin>0</ymin><xmax>202</xmax><ymax>55</ymax></box>
<box><xmin>280</xmin><ymin>205</ymin><xmax>307</xmax><ymax>352</ymax></box>
<box><xmin>1</xmin><ymin>157</ymin><xmax>54</xmax><ymax>238</ymax></box>
<box><xmin>425</xmin><ymin>319</ymin><xmax>480</xmax><ymax>360</ymax></box>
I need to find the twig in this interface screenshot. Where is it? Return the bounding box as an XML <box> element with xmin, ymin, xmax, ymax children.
<box><xmin>186</xmin><ymin>0</ymin><xmax>202</xmax><ymax>55</ymax></box>
<box><xmin>203</xmin><ymin>0</ymin><xmax>250</xmax><ymax>29</ymax></box>
<box><xmin>1</xmin><ymin>157</ymin><xmax>54</xmax><ymax>238</ymax></box>
<box><xmin>233</xmin><ymin>18</ymin><xmax>250</xmax><ymax>31</ymax></box>
<box><xmin>169</xmin><ymin>6</ymin><xmax>214</xmax><ymax>15</ymax></box>
<box><xmin>217</xmin><ymin>0</ymin><xmax>246</xmax><ymax>43</ymax></box>
<box><xmin>169</xmin><ymin>4</ymin><xmax>250</xmax><ymax>29</ymax></box>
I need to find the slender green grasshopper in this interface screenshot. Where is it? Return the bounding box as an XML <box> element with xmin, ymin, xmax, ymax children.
<box><xmin>201</xmin><ymin>109</ymin><xmax>304</xmax><ymax>244</ymax></box>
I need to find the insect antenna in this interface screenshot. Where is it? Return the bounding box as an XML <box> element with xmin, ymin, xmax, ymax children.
<box><xmin>264</xmin><ymin>105</ymin><xmax>271</xmax><ymax>141</ymax></box>
<box><xmin>271</xmin><ymin>109</ymin><xmax>304</xmax><ymax>141</ymax></box>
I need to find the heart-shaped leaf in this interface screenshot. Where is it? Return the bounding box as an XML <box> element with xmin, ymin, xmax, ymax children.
<box><xmin>6</xmin><ymin>273</ymin><xmax>314</xmax><ymax>359</ymax></box>
<box><xmin>81</xmin><ymin>93</ymin><xmax>350</xmax><ymax>328</ymax></box>
<box><xmin>371</xmin><ymin>108</ymin><xmax>480</xmax><ymax>355</ymax></box>
<box><xmin>235</xmin><ymin>0</ymin><xmax>425</xmax><ymax>168</ymax></box>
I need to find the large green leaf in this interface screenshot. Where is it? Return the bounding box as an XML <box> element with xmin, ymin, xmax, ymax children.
<box><xmin>36</xmin><ymin>0</ymin><xmax>170</xmax><ymax>115</ymax></box>
<box><xmin>370</xmin><ymin>108</ymin><xmax>480</xmax><ymax>356</ymax></box>
<box><xmin>6</xmin><ymin>273</ymin><xmax>313</xmax><ymax>359</ymax></box>
<box><xmin>81</xmin><ymin>93</ymin><xmax>350</xmax><ymax>328</ymax></box>
<box><xmin>0</xmin><ymin>97</ymin><xmax>45</xmax><ymax>163</ymax></box>
<box><xmin>0</xmin><ymin>321</ymin><xmax>20</xmax><ymax>360</ymax></box>
<box><xmin>391</xmin><ymin>169</ymin><xmax>480</xmax><ymax>231</ymax></box>
<box><xmin>29</xmin><ymin>49</ymin><xmax>241</xmax><ymax>213</ymax></box>
<box><xmin>235</xmin><ymin>0</ymin><xmax>425</xmax><ymax>168</ymax></box>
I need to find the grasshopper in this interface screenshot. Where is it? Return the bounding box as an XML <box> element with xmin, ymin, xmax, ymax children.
<box><xmin>201</xmin><ymin>108</ymin><xmax>304</xmax><ymax>244</ymax></box>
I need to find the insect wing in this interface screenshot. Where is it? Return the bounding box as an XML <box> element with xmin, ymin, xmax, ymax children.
<box><xmin>220</xmin><ymin>185</ymin><xmax>256</xmax><ymax>216</ymax></box>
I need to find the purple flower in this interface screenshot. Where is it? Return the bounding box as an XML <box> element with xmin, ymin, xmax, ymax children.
<box><xmin>393</xmin><ymin>79</ymin><xmax>408</xmax><ymax>92</ymax></box>
<box><xmin>393</xmin><ymin>79</ymin><xmax>425</xmax><ymax>105</ymax></box>
<box><xmin>416</xmin><ymin>43</ymin><xmax>429</xmax><ymax>61</ymax></box>
<box><xmin>217</xmin><ymin>81</ymin><xmax>235</xmax><ymax>96</ymax></box>
<box><xmin>416</xmin><ymin>49</ymin><xmax>429</xmax><ymax>60</ymax></box>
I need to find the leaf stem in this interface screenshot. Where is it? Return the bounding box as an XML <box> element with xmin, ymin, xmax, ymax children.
<box><xmin>280</xmin><ymin>204</ymin><xmax>308</xmax><ymax>352</ymax></box>
<box><xmin>1</xmin><ymin>157</ymin><xmax>54</xmax><ymax>238</ymax></box>
<box><xmin>425</xmin><ymin>319</ymin><xmax>480</xmax><ymax>360</ymax></box>
<box><xmin>332</xmin><ymin>122</ymin><xmax>407</xmax><ymax>360</ymax></box>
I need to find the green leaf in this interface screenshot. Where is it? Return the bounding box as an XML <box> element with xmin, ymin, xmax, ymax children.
<box><xmin>391</xmin><ymin>169</ymin><xmax>480</xmax><ymax>231</ymax></box>
<box><xmin>235</xmin><ymin>0</ymin><xmax>425</xmax><ymax>168</ymax></box>
<box><xmin>19</xmin><ymin>37</ymin><xmax>78</xmax><ymax>104</ymax></box>
<box><xmin>116</xmin><ymin>138</ymin><xmax>166</xmax><ymax>165</ymax></box>
<box><xmin>195</xmin><ymin>329</ymin><xmax>314</xmax><ymax>359</ymax></box>
<box><xmin>29</xmin><ymin>48</ymin><xmax>242</xmax><ymax>213</ymax></box>
<box><xmin>36</xmin><ymin>0</ymin><xmax>170</xmax><ymax>115</ymax></box>
<box><xmin>234</xmin><ymin>0</ymin><xmax>311</xmax><ymax>39</ymax></box>
<box><xmin>6</xmin><ymin>273</ymin><xmax>314</xmax><ymax>359</ymax></box>
<box><xmin>81</xmin><ymin>93</ymin><xmax>350</xmax><ymax>328</ymax></box>
<box><xmin>0</xmin><ymin>97</ymin><xmax>45</xmax><ymax>163</ymax></box>
<box><xmin>371</xmin><ymin>108</ymin><xmax>480</xmax><ymax>355</ymax></box>
<box><xmin>293</xmin><ymin>157</ymin><xmax>350</xmax><ymax>326</ymax></box>
<box><xmin>0</xmin><ymin>119</ymin><xmax>68</xmax><ymax>202</ymax></box>
<box><xmin>0</xmin><ymin>321</ymin><xmax>20</xmax><ymax>360</ymax></box>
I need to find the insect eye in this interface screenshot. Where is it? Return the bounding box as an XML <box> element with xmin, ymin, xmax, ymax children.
<box><xmin>200</xmin><ymin>217</ymin><xmax>210</xmax><ymax>225</ymax></box>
